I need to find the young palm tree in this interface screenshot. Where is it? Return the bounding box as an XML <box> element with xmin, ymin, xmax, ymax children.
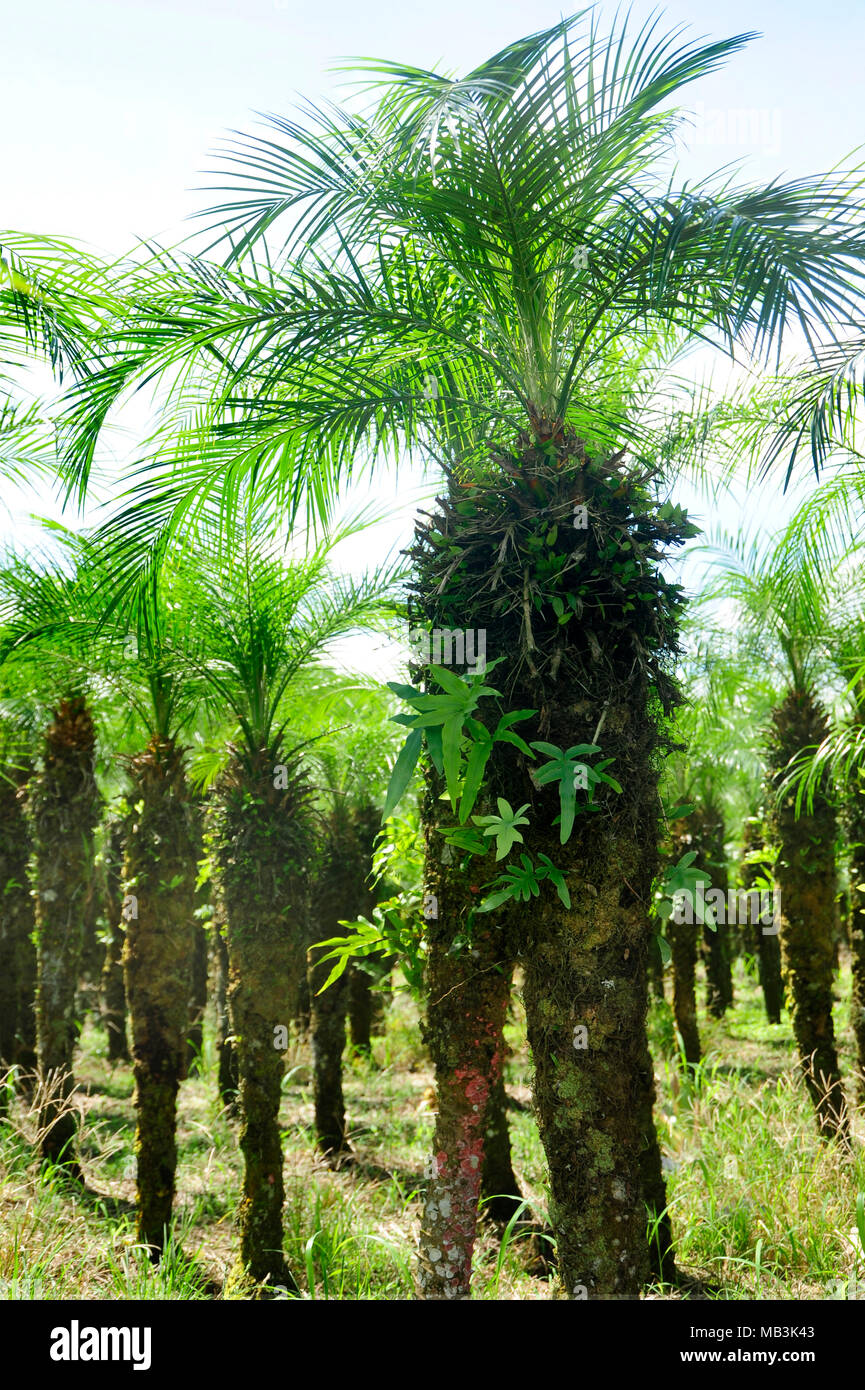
<box><xmin>190</xmin><ymin>524</ymin><xmax>401</xmax><ymax>1293</ymax></box>
<box><xmin>51</xmin><ymin>12</ymin><xmax>865</xmax><ymax>1296</ymax></box>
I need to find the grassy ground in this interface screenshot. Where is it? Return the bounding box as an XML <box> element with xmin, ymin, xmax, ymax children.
<box><xmin>1</xmin><ymin>952</ymin><xmax>864</xmax><ymax>1300</ymax></box>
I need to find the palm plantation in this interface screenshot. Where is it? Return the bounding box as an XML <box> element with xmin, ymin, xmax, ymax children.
<box><xmin>0</xmin><ymin>8</ymin><xmax>864</xmax><ymax>1307</ymax></box>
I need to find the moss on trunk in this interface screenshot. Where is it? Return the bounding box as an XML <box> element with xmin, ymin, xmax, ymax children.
<box><xmin>214</xmin><ymin>747</ymin><xmax>311</xmax><ymax>1294</ymax></box>
<box><xmin>28</xmin><ymin>696</ymin><xmax>101</xmax><ymax>1171</ymax></box>
<box><xmin>767</xmin><ymin>691</ymin><xmax>848</xmax><ymax>1141</ymax></box>
<box><xmin>347</xmin><ymin>965</ymin><xmax>374</xmax><ymax>1052</ymax></box>
<box><xmin>101</xmin><ymin>816</ymin><xmax>130</xmax><ymax>1064</ymax></box>
<box><xmin>184</xmin><ymin>802</ymin><xmax>207</xmax><ymax>1074</ymax></box>
<box><xmin>669</xmin><ymin>916</ymin><xmax>701</xmax><ymax>1066</ymax></box>
<box><xmin>692</xmin><ymin>805</ymin><xmax>733</xmax><ymax>1017</ymax></box>
<box><xmin>213</xmin><ymin>910</ymin><xmax>239</xmax><ymax>1112</ymax></box>
<box><xmin>0</xmin><ymin>765</ymin><xmax>36</xmax><ymax>1105</ymax></box>
<box><xmin>740</xmin><ymin>816</ymin><xmax>783</xmax><ymax>1025</ymax></box>
<box><xmin>308</xmin><ymin>802</ymin><xmax>379</xmax><ymax>1164</ymax></box>
<box><xmin>308</xmin><ymin>954</ymin><xmax>351</xmax><ymax>1160</ymax></box>
<box><xmin>848</xmin><ymin>775</ymin><xmax>865</xmax><ymax>1107</ymax></box>
<box><xmin>409</xmin><ymin>434</ymin><xmax>683</xmax><ymax>1298</ymax></box>
<box><xmin>123</xmin><ymin>735</ymin><xmax>196</xmax><ymax>1252</ymax></box>
<box><xmin>415</xmin><ymin>837</ymin><xmax>513</xmax><ymax>1299</ymax></box>
<box><xmin>186</xmin><ymin>922</ymin><xmax>208</xmax><ymax>1074</ymax></box>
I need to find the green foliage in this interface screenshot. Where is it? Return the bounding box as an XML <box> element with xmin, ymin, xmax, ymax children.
<box><xmin>311</xmin><ymin>897</ymin><xmax>426</xmax><ymax>998</ymax></box>
<box><xmin>478</xmin><ymin>852</ymin><xmax>571</xmax><ymax>912</ymax></box>
<box><xmin>472</xmin><ymin>799</ymin><xmax>531</xmax><ymax>861</ymax></box>
<box><xmin>382</xmin><ymin>660</ymin><xmax>535</xmax><ymax>824</ymax></box>
<box><xmin>530</xmin><ymin>741</ymin><xmax>622</xmax><ymax>843</ymax></box>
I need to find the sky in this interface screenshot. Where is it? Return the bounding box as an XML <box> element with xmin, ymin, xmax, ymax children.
<box><xmin>2</xmin><ymin>0</ymin><xmax>863</xmax><ymax>670</ymax></box>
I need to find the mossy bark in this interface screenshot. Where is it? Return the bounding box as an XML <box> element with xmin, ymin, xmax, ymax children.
<box><xmin>308</xmin><ymin>802</ymin><xmax>379</xmax><ymax>1163</ymax></box>
<box><xmin>28</xmin><ymin>697</ymin><xmax>101</xmax><ymax>1170</ymax></box>
<box><xmin>647</xmin><ymin>939</ymin><xmax>666</xmax><ymax>1002</ymax></box>
<box><xmin>186</xmin><ymin>921</ymin><xmax>208</xmax><ymax>1074</ymax></box>
<box><xmin>347</xmin><ymin>964</ymin><xmax>374</xmax><ymax>1052</ymax></box>
<box><xmin>767</xmin><ymin>691</ymin><xmax>848</xmax><ymax>1141</ymax></box>
<box><xmin>123</xmin><ymin>736</ymin><xmax>196</xmax><ymax>1252</ymax></box>
<box><xmin>692</xmin><ymin>805</ymin><xmax>733</xmax><ymax>1017</ymax></box>
<box><xmin>183</xmin><ymin>802</ymin><xmax>207</xmax><ymax>1074</ymax></box>
<box><xmin>521</xmin><ymin>819</ymin><xmax>661</xmax><ymax>1299</ymax></box>
<box><xmin>308</xmin><ymin>954</ymin><xmax>351</xmax><ymax>1160</ymax></box>
<box><xmin>740</xmin><ymin>816</ymin><xmax>783</xmax><ymax>1025</ymax></box>
<box><xmin>409</xmin><ymin>436</ymin><xmax>682</xmax><ymax>1298</ymax></box>
<box><xmin>213</xmin><ymin>917</ymin><xmax>239</xmax><ymax>1111</ymax></box>
<box><xmin>669</xmin><ymin>917</ymin><xmax>701</xmax><ymax>1066</ymax></box>
<box><xmin>101</xmin><ymin>816</ymin><xmax>130</xmax><ymax>1064</ymax></box>
<box><xmin>848</xmin><ymin>776</ymin><xmax>865</xmax><ymax>1107</ymax></box>
<box><xmin>416</xmin><ymin>849</ymin><xmax>512</xmax><ymax>1299</ymax></box>
<box><xmin>76</xmin><ymin>869</ymin><xmax>103</xmax><ymax>1023</ymax></box>
<box><xmin>215</xmin><ymin>748</ymin><xmax>311</xmax><ymax>1294</ymax></box>
<box><xmin>0</xmin><ymin>767</ymin><xmax>37</xmax><ymax>1108</ymax></box>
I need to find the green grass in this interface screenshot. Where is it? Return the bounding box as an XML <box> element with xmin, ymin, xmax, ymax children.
<box><xmin>1</xmin><ymin>959</ymin><xmax>863</xmax><ymax>1299</ymax></box>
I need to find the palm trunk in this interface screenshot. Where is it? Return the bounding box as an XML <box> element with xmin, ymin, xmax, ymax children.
<box><xmin>410</xmin><ymin>436</ymin><xmax>681</xmax><ymax>1298</ymax></box>
<box><xmin>123</xmin><ymin>735</ymin><xmax>196</xmax><ymax>1252</ymax></box>
<box><xmin>848</xmin><ymin>777</ymin><xmax>865</xmax><ymax>1107</ymax></box>
<box><xmin>647</xmin><ymin>940</ymin><xmax>666</xmax><ymax>1001</ymax></box>
<box><xmin>216</xmin><ymin>748</ymin><xmax>310</xmax><ymax>1294</ymax></box>
<box><xmin>416</xmin><ymin>845</ymin><xmax>512</xmax><ymax>1299</ymax></box>
<box><xmin>669</xmin><ymin>917</ymin><xmax>701</xmax><ymax>1065</ymax></box>
<box><xmin>186</xmin><ymin>922</ymin><xmax>208</xmax><ymax>1074</ymax></box>
<box><xmin>693</xmin><ymin>805</ymin><xmax>733</xmax><ymax>1016</ymax></box>
<box><xmin>740</xmin><ymin>816</ymin><xmax>783</xmax><ymax>1024</ymax></box>
<box><xmin>183</xmin><ymin>802</ymin><xmax>207</xmax><ymax>1074</ymax></box>
<box><xmin>347</xmin><ymin>964</ymin><xmax>374</xmax><ymax>1052</ymax></box>
<box><xmin>101</xmin><ymin>816</ymin><xmax>130</xmax><ymax>1064</ymax></box>
<box><xmin>768</xmin><ymin>691</ymin><xmax>848</xmax><ymax>1140</ymax></box>
<box><xmin>309</xmin><ymin>802</ymin><xmax>379</xmax><ymax>1163</ymax></box>
<box><xmin>0</xmin><ymin>767</ymin><xmax>36</xmax><ymax>1107</ymax></box>
<box><xmin>76</xmin><ymin>869</ymin><xmax>103</xmax><ymax>1024</ymax></box>
<box><xmin>28</xmin><ymin>696</ymin><xmax>100</xmax><ymax>1171</ymax></box>
<box><xmin>408</xmin><ymin>439</ymin><xmax>686</xmax><ymax>1295</ymax></box>
<box><xmin>308</xmin><ymin>954</ymin><xmax>351</xmax><ymax>1161</ymax></box>
<box><xmin>213</xmin><ymin>915</ymin><xmax>239</xmax><ymax>1111</ymax></box>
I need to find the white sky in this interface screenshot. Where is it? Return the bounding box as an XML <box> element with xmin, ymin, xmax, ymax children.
<box><xmin>2</xmin><ymin>0</ymin><xmax>863</xmax><ymax>673</ymax></box>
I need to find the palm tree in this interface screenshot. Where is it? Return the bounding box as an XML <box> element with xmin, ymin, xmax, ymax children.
<box><xmin>50</xmin><ymin>11</ymin><xmax>865</xmax><ymax>1297</ymax></box>
<box><xmin>784</xmin><ymin>571</ymin><xmax>865</xmax><ymax>1105</ymax></box>
<box><xmin>1</xmin><ymin>531</ymin><xmax>213</xmax><ymax>1236</ymax></box>
<box><xmin>704</xmin><ymin>510</ymin><xmax>854</xmax><ymax>1141</ymax></box>
<box><xmin>189</xmin><ymin>523</ymin><xmax>401</xmax><ymax>1293</ymax></box>
<box><xmin>0</xmin><ymin>554</ymin><xmax>106</xmax><ymax>1171</ymax></box>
